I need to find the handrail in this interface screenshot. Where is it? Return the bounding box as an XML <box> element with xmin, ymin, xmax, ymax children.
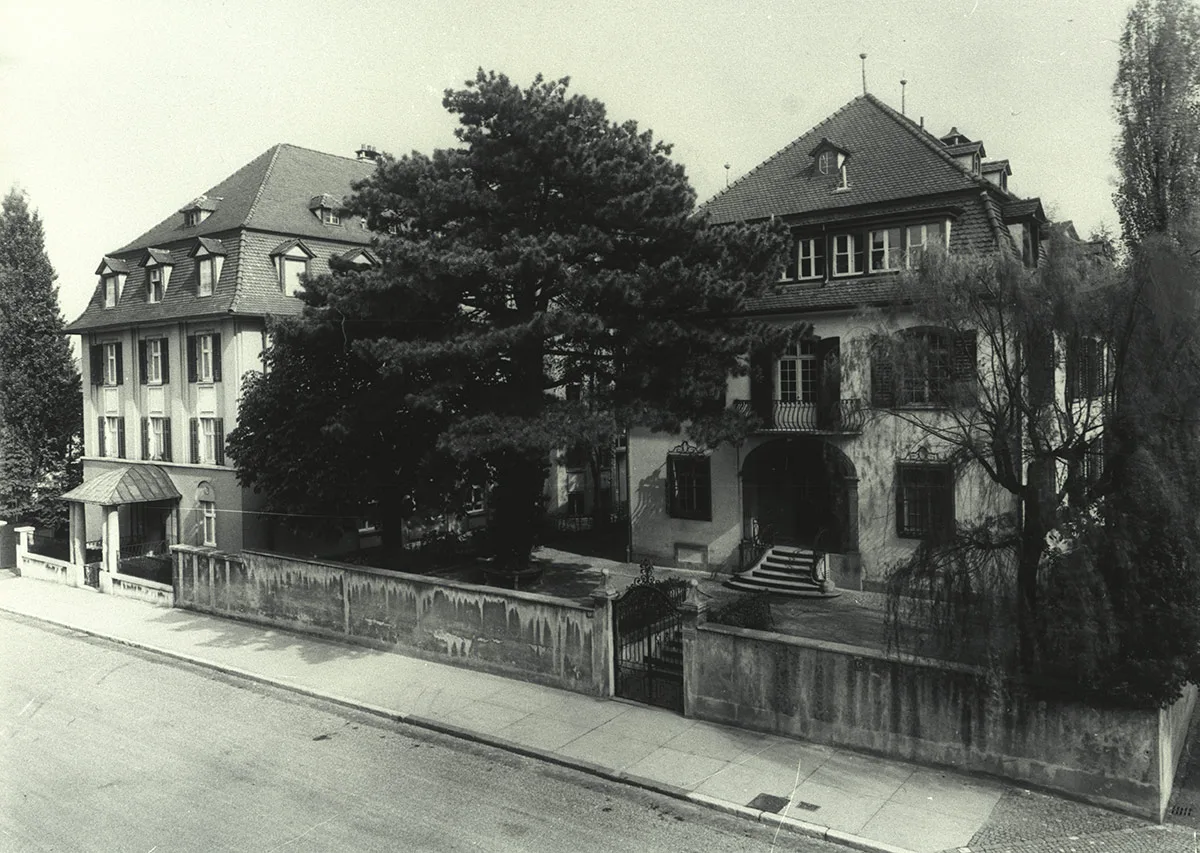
<box><xmin>732</xmin><ymin>398</ymin><xmax>866</xmax><ymax>433</ymax></box>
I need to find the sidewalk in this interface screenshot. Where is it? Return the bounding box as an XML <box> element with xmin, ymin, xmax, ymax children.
<box><xmin>0</xmin><ymin>572</ymin><xmax>1190</xmax><ymax>853</ymax></box>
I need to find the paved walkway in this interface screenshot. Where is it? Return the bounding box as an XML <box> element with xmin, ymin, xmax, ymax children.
<box><xmin>1</xmin><ymin>571</ymin><xmax>1192</xmax><ymax>853</ymax></box>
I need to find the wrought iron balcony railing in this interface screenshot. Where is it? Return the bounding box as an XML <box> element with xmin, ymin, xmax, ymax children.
<box><xmin>732</xmin><ymin>398</ymin><xmax>866</xmax><ymax>434</ymax></box>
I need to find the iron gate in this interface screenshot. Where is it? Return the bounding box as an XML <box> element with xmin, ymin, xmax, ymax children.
<box><xmin>613</xmin><ymin>565</ymin><xmax>686</xmax><ymax>713</ymax></box>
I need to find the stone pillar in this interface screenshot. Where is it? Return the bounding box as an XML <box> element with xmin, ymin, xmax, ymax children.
<box><xmin>14</xmin><ymin>525</ymin><xmax>33</xmax><ymax>577</ymax></box>
<box><xmin>68</xmin><ymin>502</ymin><xmax>87</xmax><ymax>587</ymax></box>
<box><xmin>102</xmin><ymin>505</ymin><xmax>120</xmax><ymax>576</ymax></box>
<box><xmin>590</xmin><ymin>568</ymin><xmax>619</xmax><ymax>698</ymax></box>
<box><xmin>679</xmin><ymin>579</ymin><xmax>708</xmax><ymax>719</ymax></box>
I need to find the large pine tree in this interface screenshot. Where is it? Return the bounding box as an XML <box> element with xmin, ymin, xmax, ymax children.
<box><xmin>0</xmin><ymin>189</ymin><xmax>82</xmax><ymax>529</ymax></box>
<box><xmin>230</xmin><ymin>71</ymin><xmax>790</xmax><ymax>573</ymax></box>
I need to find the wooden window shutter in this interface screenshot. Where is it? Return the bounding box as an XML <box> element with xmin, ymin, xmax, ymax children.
<box><xmin>939</xmin><ymin>466</ymin><xmax>956</xmax><ymax>542</ymax></box>
<box><xmin>871</xmin><ymin>345</ymin><xmax>896</xmax><ymax>408</ymax></box>
<box><xmin>749</xmin><ymin>346</ymin><xmax>774</xmax><ymax>426</ymax></box>
<box><xmin>211</xmin><ymin>334</ymin><xmax>222</xmax><ymax>382</ymax></box>
<box><xmin>1065</xmin><ymin>335</ymin><xmax>1080</xmax><ymax>401</ymax></box>
<box><xmin>186</xmin><ymin>336</ymin><xmax>197</xmax><ymax>383</ymax></box>
<box><xmin>141</xmin><ymin>417</ymin><xmax>149</xmax><ymax>460</ymax></box>
<box><xmin>894</xmin><ymin>463</ymin><xmax>906</xmax><ymax>536</ymax></box>
<box><xmin>189</xmin><ymin>418</ymin><xmax>199</xmax><ymax>464</ymax></box>
<box><xmin>161</xmin><ymin>339</ymin><xmax>171</xmax><ymax>384</ymax></box>
<box><xmin>90</xmin><ymin>344</ymin><xmax>104</xmax><ymax>386</ymax></box>
<box><xmin>117</xmin><ymin>417</ymin><xmax>126</xmax><ymax>459</ymax></box>
<box><xmin>665</xmin><ymin>456</ymin><xmax>676</xmax><ymax>515</ymax></box>
<box><xmin>214</xmin><ymin>418</ymin><xmax>225</xmax><ymax>466</ymax></box>
<box><xmin>816</xmin><ymin>336</ymin><xmax>841</xmax><ymax>429</ymax></box>
<box><xmin>162</xmin><ymin>418</ymin><xmax>173</xmax><ymax>462</ymax></box>
<box><xmin>97</xmin><ymin>417</ymin><xmax>105</xmax><ymax>456</ymax></box>
<box><xmin>115</xmin><ymin>343</ymin><xmax>124</xmax><ymax>386</ymax></box>
<box><xmin>699</xmin><ymin>457</ymin><xmax>713</xmax><ymax>521</ymax></box>
<box><xmin>138</xmin><ymin>340</ymin><xmax>148</xmax><ymax>385</ymax></box>
<box><xmin>952</xmin><ymin>330</ymin><xmax>977</xmax><ymax>396</ymax></box>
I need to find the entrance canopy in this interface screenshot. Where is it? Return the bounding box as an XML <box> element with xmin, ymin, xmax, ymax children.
<box><xmin>61</xmin><ymin>465</ymin><xmax>181</xmax><ymax>506</ymax></box>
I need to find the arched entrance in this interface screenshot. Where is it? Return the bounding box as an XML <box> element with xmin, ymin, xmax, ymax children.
<box><xmin>741</xmin><ymin>438</ymin><xmax>858</xmax><ymax>553</ymax></box>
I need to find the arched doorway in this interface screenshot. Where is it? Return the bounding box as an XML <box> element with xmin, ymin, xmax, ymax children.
<box><xmin>741</xmin><ymin>438</ymin><xmax>858</xmax><ymax>553</ymax></box>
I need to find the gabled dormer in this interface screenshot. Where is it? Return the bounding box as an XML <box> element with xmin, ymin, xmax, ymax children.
<box><xmin>190</xmin><ymin>237</ymin><xmax>227</xmax><ymax>298</ymax></box>
<box><xmin>143</xmin><ymin>248</ymin><xmax>174</xmax><ymax>304</ymax></box>
<box><xmin>95</xmin><ymin>257</ymin><xmax>129</xmax><ymax>309</ymax></box>
<box><xmin>180</xmin><ymin>196</ymin><xmax>219</xmax><ymax>228</ymax></box>
<box><xmin>941</xmin><ymin>130</ymin><xmax>986</xmax><ymax>177</ymax></box>
<box><xmin>270</xmin><ymin>238</ymin><xmax>315</xmax><ymax>296</ymax></box>
<box><xmin>982</xmin><ymin>159</ymin><xmax>1011</xmax><ymax>192</ymax></box>
<box><xmin>335</xmin><ymin>247</ymin><xmax>380</xmax><ymax>270</ymax></box>
<box><xmin>809</xmin><ymin>138</ymin><xmax>851</xmax><ymax>191</ymax></box>
<box><xmin>309</xmin><ymin>193</ymin><xmax>343</xmax><ymax>226</ymax></box>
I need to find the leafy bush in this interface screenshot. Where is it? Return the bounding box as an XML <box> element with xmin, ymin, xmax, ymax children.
<box><xmin>709</xmin><ymin>593</ymin><xmax>774</xmax><ymax>631</ymax></box>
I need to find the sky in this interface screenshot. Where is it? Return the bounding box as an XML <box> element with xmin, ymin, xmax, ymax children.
<box><xmin>1</xmin><ymin>0</ymin><xmax>1132</xmax><ymax>327</ymax></box>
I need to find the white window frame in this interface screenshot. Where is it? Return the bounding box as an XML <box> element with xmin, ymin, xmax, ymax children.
<box><xmin>197</xmin><ymin>334</ymin><xmax>214</xmax><ymax>384</ymax></box>
<box><xmin>280</xmin><ymin>255</ymin><xmax>308</xmax><ymax>296</ymax></box>
<box><xmin>103</xmin><ymin>342</ymin><xmax>119</xmax><ymax>386</ymax></box>
<box><xmin>200</xmin><ymin>500</ymin><xmax>216</xmax><ymax>546</ymax></box>
<box><xmin>905</xmin><ymin>222</ymin><xmax>948</xmax><ymax>268</ymax></box>
<box><xmin>103</xmin><ymin>274</ymin><xmax>121</xmax><ymax>308</ymax></box>
<box><xmin>199</xmin><ymin>417</ymin><xmax>218</xmax><ymax>465</ymax></box>
<box><xmin>146</xmin><ymin>338</ymin><xmax>163</xmax><ymax>385</ymax></box>
<box><xmin>832</xmin><ymin>233</ymin><xmax>861</xmax><ymax>277</ymax></box>
<box><xmin>778</xmin><ymin>340</ymin><xmax>817</xmax><ymax>403</ymax></box>
<box><xmin>148</xmin><ymin>416</ymin><xmax>167</xmax><ymax>461</ymax></box>
<box><xmin>798</xmin><ymin>237</ymin><xmax>824</xmax><ymax>280</ymax></box>
<box><xmin>147</xmin><ymin>267</ymin><xmax>164</xmax><ymax>303</ymax></box>
<box><xmin>198</xmin><ymin>257</ymin><xmax>216</xmax><ymax>296</ymax></box>
<box><xmin>870</xmin><ymin>228</ymin><xmax>903</xmax><ymax>273</ymax></box>
<box><xmin>104</xmin><ymin>415</ymin><xmax>121</xmax><ymax>458</ymax></box>
<box><xmin>817</xmin><ymin>150</ymin><xmax>837</xmax><ymax>175</ymax></box>
<box><xmin>321</xmin><ymin>208</ymin><xmax>340</xmax><ymax>225</ymax></box>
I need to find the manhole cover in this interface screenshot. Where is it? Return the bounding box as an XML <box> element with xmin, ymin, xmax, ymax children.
<box><xmin>747</xmin><ymin>793</ymin><xmax>790</xmax><ymax>813</ymax></box>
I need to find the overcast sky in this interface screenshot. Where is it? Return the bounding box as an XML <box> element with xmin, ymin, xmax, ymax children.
<box><xmin>1</xmin><ymin>0</ymin><xmax>1131</xmax><ymax>326</ymax></box>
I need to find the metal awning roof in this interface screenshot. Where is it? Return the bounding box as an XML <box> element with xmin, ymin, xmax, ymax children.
<box><xmin>61</xmin><ymin>465</ymin><xmax>181</xmax><ymax>506</ymax></box>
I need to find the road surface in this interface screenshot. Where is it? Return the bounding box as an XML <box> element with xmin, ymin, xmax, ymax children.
<box><xmin>0</xmin><ymin>613</ymin><xmax>835</xmax><ymax>852</ymax></box>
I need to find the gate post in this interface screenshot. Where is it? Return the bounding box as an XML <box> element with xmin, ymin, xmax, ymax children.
<box><xmin>679</xmin><ymin>579</ymin><xmax>707</xmax><ymax>718</ymax></box>
<box><xmin>590</xmin><ymin>568</ymin><xmax>618</xmax><ymax>698</ymax></box>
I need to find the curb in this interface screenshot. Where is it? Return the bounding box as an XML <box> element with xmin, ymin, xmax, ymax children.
<box><xmin>1</xmin><ymin>602</ymin><xmax>918</xmax><ymax>853</ymax></box>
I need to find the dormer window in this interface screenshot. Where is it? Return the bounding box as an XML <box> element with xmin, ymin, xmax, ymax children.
<box><xmin>810</xmin><ymin>139</ymin><xmax>850</xmax><ymax>191</ymax></box>
<box><xmin>336</xmin><ymin>247</ymin><xmax>379</xmax><ymax>271</ymax></box>
<box><xmin>270</xmin><ymin>239</ymin><xmax>315</xmax><ymax>296</ymax></box>
<box><xmin>309</xmin><ymin>194</ymin><xmax>343</xmax><ymax>226</ymax></box>
<box><xmin>95</xmin><ymin>257</ymin><xmax>130</xmax><ymax>309</ymax></box>
<box><xmin>190</xmin><ymin>237</ymin><xmax>227</xmax><ymax>298</ymax></box>
<box><xmin>180</xmin><ymin>196</ymin><xmax>219</xmax><ymax>228</ymax></box>
<box><xmin>143</xmin><ymin>248</ymin><xmax>174</xmax><ymax>304</ymax></box>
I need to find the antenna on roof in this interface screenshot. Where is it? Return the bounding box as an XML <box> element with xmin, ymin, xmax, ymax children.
<box><xmin>901</xmin><ymin>74</ymin><xmax>907</xmax><ymax>115</ymax></box>
<box><xmin>860</xmin><ymin>53</ymin><xmax>868</xmax><ymax>94</ymax></box>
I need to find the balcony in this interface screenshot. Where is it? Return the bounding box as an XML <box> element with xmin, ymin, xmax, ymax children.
<box><xmin>732</xmin><ymin>398</ymin><xmax>866</xmax><ymax>435</ymax></box>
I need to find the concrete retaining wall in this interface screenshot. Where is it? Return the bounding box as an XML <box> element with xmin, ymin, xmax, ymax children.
<box><xmin>173</xmin><ymin>546</ymin><xmax>614</xmax><ymax>696</ymax></box>
<box><xmin>686</xmin><ymin>620</ymin><xmax>1192</xmax><ymax>821</ymax></box>
<box><xmin>17</xmin><ymin>551</ymin><xmax>75</xmax><ymax>585</ymax></box>
<box><xmin>102</xmin><ymin>571</ymin><xmax>173</xmax><ymax>607</ymax></box>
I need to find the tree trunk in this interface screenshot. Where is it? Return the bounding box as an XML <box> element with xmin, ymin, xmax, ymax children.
<box><xmin>489</xmin><ymin>452</ymin><xmax>548</xmax><ymax>570</ymax></box>
<box><xmin>1017</xmin><ymin>458</ymin><xmax>1053</xmax><ymax>672</ymax></box>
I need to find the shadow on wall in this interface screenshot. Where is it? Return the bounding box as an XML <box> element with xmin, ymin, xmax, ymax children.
<box><xmin>631</xmin><ymin>468</ymin><xmax>666</xmax><ymax>558</ymax></box>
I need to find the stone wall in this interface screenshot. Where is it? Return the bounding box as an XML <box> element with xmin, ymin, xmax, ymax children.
<box><xmin>685</xmin><ymin>620</ymin><xmax>1191</xmax><ymax>821</ymax></box>
<box><xmin>173</xmin><ymin>546</ymin><xmax>613</xmax><ymax>696</ymax></box>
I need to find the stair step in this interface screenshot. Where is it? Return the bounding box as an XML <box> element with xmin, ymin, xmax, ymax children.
<box><xmin>724</xmin><ymin>577</ymin><xmax>840</xmax><ymax>598</ymax></box>
<box><xmin>731</xmin><ymin>575</ymin><xmax>820</xmax><ymax>591</ymax></box>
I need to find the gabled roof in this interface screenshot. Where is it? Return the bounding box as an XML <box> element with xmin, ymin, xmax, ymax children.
<box><xmin>192</xmin><ymin>236</ymin><xmax>227</xmax><ymax>256</ymax></box>
<box><xmin>1001</xmin><ymin>198</ymin><xmax>1044</xmax><ymax>221</ymax></box>
<box><xmin>702</xmin><ymin>94</ymin><xmax>994</xmax><ymax>224</ymax></box>
<box><xmin>982</xmin><ymin>159</ymin><xmax>1011</xmax><ymax>176</ymax></box>
<box><xmin>144</xmin><ymin>248</ymin><xmax>173</xmax><ymax>266</ymax></box>
<box><xmin>180</xmin><ymin>195</ymin><xmax>220</xmax><ymax>213</ymax></box>
<box><xmin>95</xmin><ymin>256</ymin><xmax>130</xmax><ymax>275</ymax></box>
<box><xmin>114</xmin><ymin>144</ymin><xmax>376</xmax><ymax>253</ymax></box>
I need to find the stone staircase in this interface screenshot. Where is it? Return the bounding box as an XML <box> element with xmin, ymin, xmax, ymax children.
<box><xmin>725</xmin><ymin>545</ymin><xmax>840</xmax><ymax>598</ymax></box>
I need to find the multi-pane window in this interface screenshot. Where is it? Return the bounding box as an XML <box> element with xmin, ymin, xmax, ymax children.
<box><xmin>899</xmin><ymin>330</ymin><xmax>952</xmax><ymax>406</ymax></box>
<box><xmin>321</xmin><ymin>209</ymin><xmax>340</xmax><ymax>225</ymax></box>
<box><xmin>870</xmin><ymin>228</ymin><xmax>902</xmax><ymax>272</ymax></box>
<box><xmin>144</xmin><ymin>416</ymin><xmax>170</xmax><ymax>461</ymax></box>
<box><xmin>666</xmin><ymin>454</ymin><xmax>712</xmax><ymax>521</ymax></box>
<box><xmin>100</xmin><ymin>415</ymin><xmax>124</xmax><ymax>458</ymax></box>
<box><xmin>1066</xmin><ymin>337</ymin><xmax>1105</xmax><ymax>402</ymax></box>
<box><xmin>832</xmin><ymin>234</ymin><xmax>861</xmax><ymax>276</ymax></box>
<box><xmin>200</xmin><ymin>500</ymin><xmax>216</xmax><ymax>547</ymax></box>
<box><xmin>145</xmin><ymin>339</ymin><xmax>163</xmax><ymax>384</ymax></box>
<box><xmin>798</xmin><ymin>237</ymin><xmax>825</xmax><ymax>280</ymax></box>
<box><xmin>189</xmin><ymin>417</ymin><xmax>224</xmax><ymax>465</ymax></box>
<box><xmin>197</xmin><ymin>335</ymin><xmax>213</xmax><ymax>383</ymax></box>
<box><xmin>147</xmin><ymin>267</ymin><xmax>164</xmax><ymax>303</ymax></box>
<box><xmin>104</xmin><ymin>342</ymin><xmax>121</xmax><ymax>386</ymax></box>
<box><xmin>779</xmin><ymin>340</ymin><xmax>817</xmax><ymax>403</ymax></box>
<box><xmin>906</xmin><ymin>222</ymin><xmax>945</xmax><ymax>267</ymax></box>
<box><xmin>198</xmin><ymin>257</ymin><xmax>216</xmax><ymax>296</ymax></box>
<box><xmin>896</xmin><ymin>463</ymin><xmax>954</xmax><ymax>541</ymax></box>
<box><xmin>201</xmin><ymin>417</ymin><xmax>218</xmax><ymax>464</ymax></box>
<box><xmin>103</xmin><ymin>274</ymin><xmax>121</xmax><ymax>308</ymax></box>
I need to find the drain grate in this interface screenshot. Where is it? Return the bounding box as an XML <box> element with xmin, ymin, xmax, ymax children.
<box><xmin>793</xmin><ymin>800</ymin><xmax>820</xmax><ymax>812</ymax></box>
<box><xmin>747</xmin><ymin>793</ymin><xmax>790</xmax><ymax>813</ymax></box>
<box><xmin>1171</xmin><ymin>804</ymin><xmax>1195</xmax><ymax>817</ymax></box>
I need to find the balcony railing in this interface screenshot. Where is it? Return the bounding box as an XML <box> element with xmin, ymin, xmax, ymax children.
<box><xmin>732</xmin><ymin>398</ymin><xmax>866</xmax><ymax>434</ymax></box>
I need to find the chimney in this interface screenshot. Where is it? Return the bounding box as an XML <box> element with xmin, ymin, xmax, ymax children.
<box><xmin>356</xmin><ymin>144</ymin><xmax>379</xmax><ymax>162</ymax></box>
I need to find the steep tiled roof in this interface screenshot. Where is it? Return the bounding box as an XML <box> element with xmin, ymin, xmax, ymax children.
<box><xmin>114</xmin><ymin>144</ymin><xmax>375</xmax><ymax>253</ymax></box>
<box><xmin>1001</xmin><ymin>198</ymin><xmax>1044</xmax><ymax>221</ymax></box>
<box><xmin>70</xmin><ymin>145</ymin><xmax>379</xmax><ymax>332</ymax></box>
<box><xmin>744</xmin><ymin>277</ymin><xmax>904</xmax><ymax>315</ymax></box>
<box><xmin>702</xmin><ymin>94</ymin><xmax>992</xmax><ymax>224</ymax></box>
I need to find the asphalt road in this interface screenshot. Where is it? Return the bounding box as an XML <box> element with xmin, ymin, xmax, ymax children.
<box><xmin>0</xmin><ymin>614</ymin><xmax>836</xmax><ymax>852</ymax></box>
